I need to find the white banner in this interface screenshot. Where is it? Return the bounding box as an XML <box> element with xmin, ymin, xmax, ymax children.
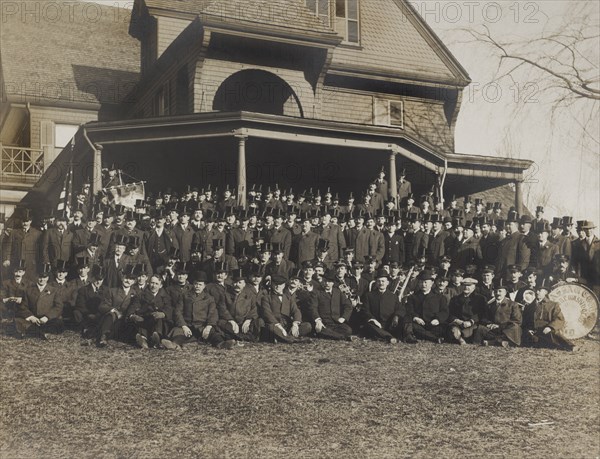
<box><xmin>107</xmin><ymin>182</ymin><xmax>145</xmax><ymax>209</ymax></box>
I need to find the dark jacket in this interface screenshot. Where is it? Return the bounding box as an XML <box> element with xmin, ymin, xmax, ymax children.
<box><xmin>175</xmin><ymin>290</ymin><xmax>218</xmax><ymax>328</ymax></box>
<box><xmin>405</xmin><ymin>290</ymin><xmax>449</xmax><ymax>323</ymax></box>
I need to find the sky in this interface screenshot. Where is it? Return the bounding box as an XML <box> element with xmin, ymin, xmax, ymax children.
<box><xmin>81</xmin><ymin>0</ymin><xmax>599</xmax><ymax>224</ymax></box>
<box><xmin>414</xmin><ymin>0</ymin><xmax>600</xmax><ymax>224</ymax></box>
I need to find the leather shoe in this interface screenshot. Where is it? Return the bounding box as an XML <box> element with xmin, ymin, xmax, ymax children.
<box><xmin>405</xmin><ymin>335</ymin><xmax>418</xmax><ymax>344</ymax></box>
<box><xmin>217</xmin><ymin>339</ymin><xmax>236</xmax><ymax>350</ymax></box>
<box><xmin>389</xmin><ymin>337</ymin><xmax>398</xmax><ymax>344</ymax></box>
<box><xmin>500</xmin><ymin>340</ymin><xmax>510</xmax><ymax>348</ymax></box>
<box><xmin>97</xmin><ymin>335</ymin><xmax>108</xmax><ymax>348</ymax></box>
<box><xmin>150</xmin><ymin>331</ymin><xmax>161</xmax><ymax>347</ymax></box>
<box><xmin>161</xmin><ymin>338</ymin><xmax>180</xmax><ymax>350</ymax></box>
<box><xmin>136</xmin><ymin>333</ymin><xmax>149</xmax><ymax>349</ymax></box>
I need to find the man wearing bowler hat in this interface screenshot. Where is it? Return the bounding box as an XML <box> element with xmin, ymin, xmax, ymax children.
<box><xmin>359</xmin><ymin>269</ymin><xmax>407</xmax><ymax>344</ymax></box>
<box><xmin>6</xmin><ymin>208</ymin><xmax>42</xmax><ymax>282</ymax></box>
<box><xmin>217</xmin><ymin>268</ymin><xmax>261</xmax><ymax>342</ymax></box>
<box><xmin>260</xmin><ymin>274</ymin><xmax>312</xmax><ymax>343</ymax></box>
<box><xmin>15</xmin><ymin>263</ymin><xmax>64</xmax><ymax>339</ymax></box>
<box><xmin>307</xmin><ymin>270</ymin><xmax>355</xmax><ymax>341</ymax></box>
<box><xmin>405</xmin><ymin>269</ymin><xmax>449</xmax><ymax>343</ymax></box>
<box><xmin>571</xmin><ymin>220</ymin><xmax>600</xmax><ymax>295</ymax></box>
<box><xmin>171</xmin><ymin>270</ymin><xmax>235</xmax><ymax>349</ymax></box>
<box><xmin>473</xmin><ymin>278</ymin><xmax>522</xmax><ymax>347</ymax></box>
<box><xmin>522</xmin><ymin>281</ymin><xmax>577</xmax><ymax>351</ymax></box>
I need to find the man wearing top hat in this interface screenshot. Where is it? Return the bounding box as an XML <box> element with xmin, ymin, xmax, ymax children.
<box><xmin>165</xmin><ymin>261</ymin><xmax>192</xmax><ymax>307</ymax></box>
<box><xmin>75</xmin><ymin>231</ymin><xmax>102</xmax><ymax>267</ymax></box>
<box><xmin>571</xmin><ymin>220</ymin><xmax>600</xmax><ymax>294</ymax></box>
<box><xmin>145</xmin><ymin>208</ymin><xmax>178</xmax><ymax>272</ymax></box>
<box><xmin>50</xmin><ymin>259</ymin><xmax>74</xmax><ymax>320</ymax></box>
<box><xmin>478</xmin><ymin>217</ymin><xmax>499</xmax><ymax>267</ymax></box>
<box><xmin>72</xmin><ymin>210</ymin><xmax>100</xmax><ymax>255</ymax></box>
<box><xmin>530</xmin><ymin>221</ymin><xmax>559</xmax><ymax>275</ymax></box>
<box><xmin>0</xmin><ymin>260</ymin><xmax>28</xmax><ymax>324</ymax></box>
<box><xmin>404</xmin><ymin>269</ymin><xmax>449</xmax><ymax>343</ymax></box>
<box><xmin>42</xmin><ymin>211</ymin><xmax>73</xmax><ymax>268</ymax></box>
<box><xmin>94</xmin><ymin>208</ymin><xmax>114</xmax><ymax>259</ymax></box>
<box><xmin>496</xmin><ymin>210</ymin><xmax>531</xmax><ymax>275</ymax></box>
<box><xmin>454</xmin><ymin>221</ymin><xmax>482</xmax><ymax>270</ymax></box>
<box><xmin>447</xmin><ymin>277</ymin><xmax>486</xmax><ymax>345</ymax></box>
<box><xmin>103</xmin><ymin>234</ymin><xmax>129</xmax><ymax>289</ymax></box>
<box><xmin>532</xmin><ymin>206</ymin><xmax>547</xmax><ymax>228</ymax></box>
<box><xmin>6</xmin><ymin>208</ymin><xmax>42</xmax><ymax>282</ymax></box>
<box><xmin>217</xmin><ymin>268</ymin><xmax>261</xmax><ymax>342</ymax></box>
<box><xmin>125</xmin><ymin>235</ymin><xmax>153</xmax><ymax>276</ymax></box>
<box><xmin>203</xmin><ymin>240</ymin><xmax>238</xmax><ymax>283</ymax></box>
<box><xmin>267</xmin><ymin>209</ymin><xmax>292</xmax><ymax>260</ymax></box>
<box><xmin>404</xmin><ymin>213</ymin><xmax>428</xmax><ymax>263</ymax></box>
<box><xmin>473</xmin><ymin>279</ymin><xmax>522</xmax><ymax>347</ymax></box>
<box><xmin>426</xmin><ymin>214</ymin><xmax>448</xmax><ymax>265</ymax></box>
<box><xmin>98</xmin><ymin>264</ymin><xmax>140</xmax><ymax>346</ymax></box>
<box><xmin>171</xmin><ymin>206</ymin><xmax>195</xmax><ymax>262</ymax></box>
<box><xmin>549</xmin><ymin>217</ymin><xmax>572</xmax><ymax>258</ymax></box>
<box><xmin>382</xmin><ymin>216</ymin><xmax>405</xmax><ymax>265</ymax></box>
<box><xmin>74</xmin><ymin>264</ymin><xmax>110</xmax><ymax>343</ymax></box>
<box><xmin>522</xmin><ymin>281</ymin><xmax>577</xmax><ymax>351</ymax></box>
<box><xmin>353</xmin><ymin>212</ymin><xmax>377</xmax><ymax>264</ymax></box>
<box><xmin>260</xmin><ymin>274</ymin><xmax>312</xmax><ymax>343</ymax></box>
<box><xmin>15</xmin><ymin>263</ymin><xmax>64</xmax><ymax>339</ymax></box>
<box><xmin>374</xmin><ymin>167</ymin><xmax>389</xmax><ymax>201</ymax></box>
<box><xmin>266</xmin><ymin>243</ymin><xmax>295</xmax><ymax>278</ymax></box>
<box><xmin>69</xmin><ymin>201</ymin><xmax>86</xmax><ymax>233</ymax></box>
<box><xmin>359</xmin><ymin>269</ymin><xmax>406</xmax><ymax>343</ymax></box>
<box><xmin>111</xmin><ymin>210</ymin><xmax>147</xmax><ymax>256</ymax></box>
<box><xmin>292</xmin><ymin>215</ymin><xmax>318</xmax><ymax>266</ymax></box>
<box><xmin>319</xmin><ymin>210</ymin><xmax>346</xmax><ymax>265</ymax></box>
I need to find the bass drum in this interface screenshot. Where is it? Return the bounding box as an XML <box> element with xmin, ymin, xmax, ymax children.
<box><xmin>548</xmin><ymin>282</ymin><xmax>599</xmax><ymax>339</ymax></box>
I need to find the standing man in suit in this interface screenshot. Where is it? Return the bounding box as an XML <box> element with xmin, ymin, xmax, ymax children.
<box><xmin>145</xmin><ymin>209</ymin><xmax>178</xmax><ymax>272</ymax></box>
<box><xmin>374</xmin><ymin>167</ymin><xmax>389</xmax><ymax>201</ymax></box>
<box><xmin>42</xmin><ymin>211</ymin><xmax>73</xmax><ymax>268</ymax></box>
<box><xmin>396</xmin><ymin>168</ymin><xmax>411</xmax><ymax>203</ymax></box>
<box><xmin>571</xmin><ymin>220</ymin><xmax>600</xmax><ymax>296</ymax></box>
<box><xmin>6</xmin><ymin>209</ymin><xmax>42</xmax><ymax>282</ymax></box>
<box><xmin>426</xmin><ymin>214</ymin><xmax>447</xmax><ymax>265</ymax></box>
<box><xmin>172</xmin><ymin>206</ymin><xmax>195</xmax><ymax>262</ymax></box>
<box><xmin>496</xmin><ymin>211</ymin><xmax>531</xmax><ymax>276</ymax></box>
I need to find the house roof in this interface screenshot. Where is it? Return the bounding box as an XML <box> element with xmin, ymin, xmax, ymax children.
<box><xmin>138</xmin><ymin>0</ymin><xmax>336</xmax><ymax>36</ymax></box>
<box><xmin>330</xmin><ymin>0</ymin><xmax>470</xmax><ymax>86</ymax></box>
<box><xmin>0</xmin><ymin>2</ymin><xmax>140</xmax><ymax>108</ymax></box>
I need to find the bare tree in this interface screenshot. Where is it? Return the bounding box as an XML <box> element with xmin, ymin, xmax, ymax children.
<box><xmin>453</xmin><ymin>2</ymin><xmax>599</xmax><ymax>154</ymax></box>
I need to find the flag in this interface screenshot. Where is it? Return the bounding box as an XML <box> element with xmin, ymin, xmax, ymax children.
<box><xmin>107</xmin><ymin>182</ymin><xmax>145</xmax><ymax>209</ymax></box>
<box><xmin>56</xmin><ymin>163</ymin><xmax>73</xmax><ymax>218</ymax></box>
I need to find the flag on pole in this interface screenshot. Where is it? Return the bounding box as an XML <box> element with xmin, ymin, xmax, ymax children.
<box><xmin>56</xmin><ymin>163</ymin><xmax>73</xmax><ymax>218</ymax></box>
<box><xmin>106</xmin><ymin>182</ymin><xmax>145</xmax><ymax>209</ymax></box>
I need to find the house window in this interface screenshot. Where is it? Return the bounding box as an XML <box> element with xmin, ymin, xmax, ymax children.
<box><xmin>336</xmin><ymin>0</ymin><xmax>360</xmax><ymax>44</ymax></box>
<box><xmin>373</xmin><ymin>98</ymin><xmax>404</xmax><ymax>128</ymax></box>
<box><xmin>152</xmin><ymin>82</ymin><xmax>170</xmax><ymax>116</ymax></box>
<box><xmin>389</xmin><ymin>101</ymin><xmax>404</xmax><ymax>128</ymax></box>
<box><xmin>54</xmin><ymin>124</ymin><xmax>79</xmax><ymax>148</ymax></box>
<box><xmin>306</xmin><ymin>0</ymin><xmax>330</xmax><ymax>25</ymax></box>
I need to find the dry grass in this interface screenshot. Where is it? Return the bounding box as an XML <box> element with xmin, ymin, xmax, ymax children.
<box><xmin>1</xmin><ymin>331</ymin><xmax>598</xmax><ymax>459</ymax></box>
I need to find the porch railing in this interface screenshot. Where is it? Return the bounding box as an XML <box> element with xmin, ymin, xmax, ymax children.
<box><xmin>0</xmin><ymin>145</ymin><xmax>44</xmax><ymax>183</ymax></box>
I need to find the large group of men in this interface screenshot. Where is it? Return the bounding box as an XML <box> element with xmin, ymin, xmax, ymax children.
<box><xmin>0</xmin><ymin>167</ymin><xmax>598</xmax><ymax>351</ymax></box>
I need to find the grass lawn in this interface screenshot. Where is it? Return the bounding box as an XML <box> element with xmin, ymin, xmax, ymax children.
<box><xmin>1</xmin><ymin>331</ymin><xmax>598</xmax><ymax>458</ymax></box>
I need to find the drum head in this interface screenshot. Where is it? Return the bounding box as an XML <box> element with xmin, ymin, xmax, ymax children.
<box><xmin>549</xmin><ymin>282</ymin><xmax>599</xmax><ymax>339</ymax></box>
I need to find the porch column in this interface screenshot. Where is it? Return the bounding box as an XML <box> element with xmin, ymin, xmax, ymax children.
<box><xmin>92</xmin><ymin>143</ymin><xmax>103</xmax><ymax>195</ymax></box>
<box><xmin>388</xmin><ymin>147</ymin><xmax>398</xmax><ymax>205</ymax></box>
<box><xmin>235</xmin><ymin>134</ymin><xmax>248</xmax><ymax>209</ymax></box>
<box><xmin>515</xmin><ymin>180</ymin><xmax>523</xmax><ymax>215</ymax></box>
